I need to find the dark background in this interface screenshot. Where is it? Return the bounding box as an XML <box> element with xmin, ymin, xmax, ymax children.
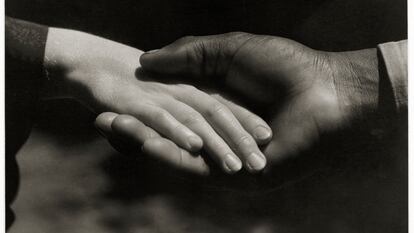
<box><xmin>6</xmin><ymin>0</ymin><xmax>407</xmax><ymax>232</ymax></box>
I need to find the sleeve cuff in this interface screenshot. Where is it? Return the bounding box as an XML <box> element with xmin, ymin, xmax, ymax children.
<box><xmin>6</xmin><ymin>17</ymin><xmax>49</xmax><ymax>67</ymax></box>
<box><xmin>377</xmin><ymin>40</ymin><xmax>407</xmax><ymax>113</ymax></box>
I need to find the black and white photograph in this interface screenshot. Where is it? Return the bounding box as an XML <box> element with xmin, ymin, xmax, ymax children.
<box><xmin>5</xmin><ymin>0</ymin><xmax>408</xmax><ymax>232</ymax></box>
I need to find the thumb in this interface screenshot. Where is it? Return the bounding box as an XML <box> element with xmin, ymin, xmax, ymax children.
<box><xmin>140</xmin><ymin>32</ymin><xmax>254</xmax><ymax>78</ymax></box>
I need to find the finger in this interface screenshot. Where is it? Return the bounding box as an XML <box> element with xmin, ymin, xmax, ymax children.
<box><xmin>140</xmin><ymin>32</ymin><xmax>254</xmax><ymax>77</ymax></box>
<box><xmin>113</xmin><ymin>115</ymin><xmax>210</xmax><ymax>175</ymax></box>
<box><xmin>95</xmin><ymin>112</ymin><xmax>160</xmax><ymax>140</ymax></box>
<box><xmin>174</xmin><ymin>87</ymin><xmax>267</xmax><ymax>173</ymax></box>
<box><xmin>95</xmin><ymin>112</ymin><xmax>119</xmax><ymax>135</ymax></box>
<box><xmin>111</xmin><ymin>114</ymin><xmax>159</xmax><ymax>143</ymax></box>
<box><xmin>129</xmin><ymin>104</ymin><xmax>203</xmax><ymax>152</ymax></box>
<box><xmin>95</xmin><ymin>112</ymin><xmax>160</xmax><ymax>155</ymax></box>
<box><xmin>143</xmin><ymin>137</ymin><xmax>210</xmax><ymax>176</ymax></box>
<box><xmin>212</xmin><ymin>95</ymin><xmax>272</xmax><ymax>145</ymax></box>
<box><xmin>95</xmin><ymin>112</ymin><xmax>153</xmax><ymax>156</ymax></box>
<box><xmin>96</xmin><ymin>113</ymin><xmax>210</xmax><ymax>175</ymax></box>
<box><xmin>163</xmin><ymin>99</ymin><xmax>242</xmax><ymax>174</ymax></box>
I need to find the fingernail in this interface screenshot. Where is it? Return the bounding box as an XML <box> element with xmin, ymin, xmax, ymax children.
<box><xmin>254</xmin><ymin>126</ymin><xmax>272</xmax><ymax>141</ymax></box>
<box><xmin>144</xmin><ymin>49</ymin><xmax>159</xmax><ymax>55</ymax></box>
<box><xmin>223</xmin><ymin>154</ymin><xmax>242</xmax><ymax>174</ymax></box>
<box><xmin>246</xmin><ymin>152</ymin><xmax>266</xmax><ymax>172</ymax></box>
<box><xmin>187</xmin><ymin>136</ymin><xmax>203</xmax><ymax>151</ymax></box>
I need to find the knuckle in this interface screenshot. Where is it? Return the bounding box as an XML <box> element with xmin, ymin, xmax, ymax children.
<box><xmin>225</xmin><ymin>31</ymin><xmax>249</xmax><ymax>37</ymax></box>
<box><xmin>223</xmin><ymin>32</ymin><xmax>254</xmax><ymax>43</ymax></box>
<box><xmin>171</xmin><ymin>123</ymin><xmax>184</xmax><ymax>134</ymax></box>
<box><xmin>191</xmin><ymin>40</ymin><xmax>206</xmax><ymax>54</ymax></box>
<box><xmin>182</xmin><ymin>112</ymin><xmax>204</xmax><ymax>126</ymax></box>
<box><xmin>124</xmin><ymin>102</ymin><xmax>148</xmax><ymax>117</ymax></box>
<box><xmin>244</xmin><ymin>113</ymin><xmax>263</xmax><ymax>126</ymax></box>
<box><xmin>152</xmin><ymin>109</ymin><xmax>170</xmax><ymax>122</ymax></box>
<box><xmin>146</xmin><ymin>130</ymin><xmax>158</xmax><ymax>139</ymax></box>
<box><xmin>210</xmin><ymin>93</ymin><xmax>224</xmax><ymax>101</ymax></box>
<box><xmin>178</xmin><ymin>84</ymin><xmax>198</xmax><ymax>92</ymax></box>
<box><xmin>205</xmin><ymin>102</ymin><xmax>227</xmax><ymax>118</ymax></box>
<box><xmin>203</xmin><ymin>138</ymin><xmax>229</xmax><ymax>155</ymax></box>
<box><xmin>185</xmin><ymin>42</ymin><xmax>205</xmax><ymax>72</ymax></box>
<box><xmin>235</xmin><ymin>135</ymin><xmax>255</xmax><ymax>148</ymax></box>
<box><xmin>177</xmin><ymin>35</ymin><xmax>195</xmax><ymax>43</ymax></box>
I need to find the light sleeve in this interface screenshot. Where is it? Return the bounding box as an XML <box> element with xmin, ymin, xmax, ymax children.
<box><xmin>377</xmin><ymin>40</ymin><xmax>407</xmax><ymax>113</ymax></box>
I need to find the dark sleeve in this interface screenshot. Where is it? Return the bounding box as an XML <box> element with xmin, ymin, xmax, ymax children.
<box><xmin>5</xmin><ymin>16</ymin><xmax>48</xmax><ymax>229</ymax></box>
<box><xmin>6</xmin><ymin>16</ymin><xmax>48</xmax><ymax>67</ymax></box>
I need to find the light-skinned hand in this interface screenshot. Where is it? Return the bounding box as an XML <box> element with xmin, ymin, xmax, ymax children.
<box><xmin>44</xmin><ymin>29</ymin><xmax>272</xmax><ymax>175</ymax></box>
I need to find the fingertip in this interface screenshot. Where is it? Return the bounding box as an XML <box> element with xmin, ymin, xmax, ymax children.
<box><xmin>253</xmin><ymin>125</ymin><xmax>273</xmax><ymax>145</ymax></box>
<box><xmin>187</xmin><ymin>136</ymin><xmax>203</xmax><ymax>152</ymax></box>
<box><xmin>222</xmin><ymin>154</ymin><xmax>242</xmax><ymax>174</ymax></box>
<box><xmin>245</xmin><ymin>152</ymin><xmax>267</xmax><ymax>173</ymax></box>
<box><xmin>140</xmin><ymin>44</ymin><xmax>187</xmax><ymax>75</ymax></box>
<box><xmin>140</xmin><ymin>50</ymin><xmax>160</xmax><ymax>70</ymax></box>
<box><xmin>95</xmin><ymin>112</ymin><xmax>118</xmax><ymax>134</ymax></box>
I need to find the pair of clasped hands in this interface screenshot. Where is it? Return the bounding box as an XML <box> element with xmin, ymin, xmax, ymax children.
<box><xmin>45</xmin><ymin>28</ymin><xmax>377</xmax><ymax>177</ymax></box>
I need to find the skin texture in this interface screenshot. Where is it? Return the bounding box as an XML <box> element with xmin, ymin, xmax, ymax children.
<box><xmin>103</xmin><ymin>32</ymin><xmax>380</xmax><ymax>173</ymax></box>
<box><xmin>44</xmin><ymin>29</ymin><xmax>272</xmax><ymax>175</ymax></box>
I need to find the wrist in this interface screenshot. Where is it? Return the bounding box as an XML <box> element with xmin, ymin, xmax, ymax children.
<box><xmin>43</xmin><ymin>28</ymin><xmax>88</xmax><ymax>99</ymax></box>
<box><xmin>43</xmin><ymin>28</ymin><xmax>143</xmax><ymax>101</ymax></box>
<box><xmin>327</xmin><ymin>48</ymin><xmax>380</xmax><ymax>124</ymax></box>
